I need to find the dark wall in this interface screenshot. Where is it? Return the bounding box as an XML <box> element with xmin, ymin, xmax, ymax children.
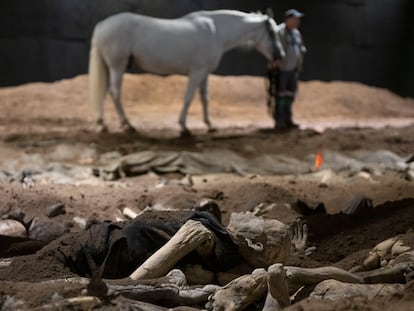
<box><xmin>0</xmin><ymin>0</ymin><xmax>413</xmax><ymax>96</ymax></box>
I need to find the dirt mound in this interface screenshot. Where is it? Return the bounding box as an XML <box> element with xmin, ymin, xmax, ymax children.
<box><xmin>198</xmin><ymin>181</ymin><xmax>301</xmax><ymax>223</ymax></box>
<box><xmin>295</xmin><ymin>80</ymin><xmax>414</xmax><ymax>120</ymax></box>
<box><xmin>0</xmin><ymin>74</ymin><xmax>413</xmax><ymax>134</ymax></box>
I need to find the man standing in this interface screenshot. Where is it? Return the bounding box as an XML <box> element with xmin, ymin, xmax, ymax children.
<box><xmin>268</xmin><ymin>9</ymin><xmax>306</xmax><ymax>129</ymax></box>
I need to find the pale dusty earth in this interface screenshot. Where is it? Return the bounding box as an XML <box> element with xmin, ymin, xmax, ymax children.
<box><xmin>0</xmin><ymin>73</ymin><xmax>414</xmax><ymax>310</ymax></box>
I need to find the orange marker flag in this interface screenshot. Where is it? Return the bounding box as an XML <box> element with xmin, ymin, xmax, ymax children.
<box><xmin>314</xmin><ymin>150</ymin><xmax>324</xmax><ymax>170</ymax></box>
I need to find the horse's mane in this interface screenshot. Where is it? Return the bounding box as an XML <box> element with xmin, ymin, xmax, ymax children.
<box><xmin>182</xmin><ymin>9</ymin><xmax>277</xmax><ymax>52</ymax></box>
<box><xmin>183</xmin><ymin>9</ymin><xmax>268</xmax><ymax>22</ymax></box>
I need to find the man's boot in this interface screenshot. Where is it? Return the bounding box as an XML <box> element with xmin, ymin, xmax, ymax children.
<box><xmin>274</xmin><ymin>97</ymin><xmax>287</xmax><ymax>129</ymax></box>
<box><xmin>285</xmin><ymin>97</ymin><xmax>299</xmax><ymax>128</ymax></box>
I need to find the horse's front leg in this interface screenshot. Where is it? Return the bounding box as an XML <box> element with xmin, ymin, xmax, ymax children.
<box><xmin>179</xmin><ymin>69</ymin><xmax>207</xmax><ymax>134</ymax></box>
<box><xmin>96</xmin><ymin>118</ymin><xmax>108</xmax><ymax>133</ymax></box>
<box><xmin>108</xmin><ymin>67</ymin><xmax>135</xmax><ymax>133</ymax></box>
<box><xmin>199</xmin><ymin>75</ymin><xmax>215</xmax><ymax>132</ymax></box>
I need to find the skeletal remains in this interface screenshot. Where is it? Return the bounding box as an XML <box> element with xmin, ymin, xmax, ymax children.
<box><xmin>125</xmin><ymin>210</ymin><xmax>414</xmax><ymax>310</ymax></box>
<box><xmin>2</xmin><ymin>206</ymin><xmax>414</xmax><ymax>310</ymax></box>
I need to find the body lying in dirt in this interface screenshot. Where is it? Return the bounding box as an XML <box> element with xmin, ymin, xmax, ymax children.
<box><xmin>1</xmin><ymin>206</ymin><xmax>414</xmax><ymax>310</ymax></box>
<box><xmin>2</xmin><ymin>208</ymin><xmax>288</xmax><ymax>282</ymax></box>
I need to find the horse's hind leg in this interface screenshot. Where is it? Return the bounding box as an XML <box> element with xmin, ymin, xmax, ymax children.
<box><xmin>108</xmin><ymin>66</ymin><xmax>135</xmax><ymax>133</ymax></box>
<box><xmin>199</xmin><ymin>75</ymin><xmax>215</xmax><ymax>132</ymax></box>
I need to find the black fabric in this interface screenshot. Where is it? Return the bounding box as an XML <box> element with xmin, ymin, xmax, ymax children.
<box><xmin>124</xmin><ymin>211</ymin><xmax>241</xmax><ymax>274</ymax></box>
<box><xmin>55</xmin><ymin>211</ymin><xmax>241</xmax><ymax>279</ymax></box>
<box><xmin>186</xmin><ymin>211</ymin><xmax>241</xmax><ymax>271</ymax></box>
<box><xmin>55</xmin><ymin>221</ymin><xmax>124</xmax><ymax>277</ymax></box>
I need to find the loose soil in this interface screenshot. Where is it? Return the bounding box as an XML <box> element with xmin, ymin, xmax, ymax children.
<box><xmin>0</xmin><ymin>74</ymin><xmax>414</xmax><ymax>310</ymax></box>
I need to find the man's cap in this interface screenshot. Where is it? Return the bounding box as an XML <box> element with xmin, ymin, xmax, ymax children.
<box><xmin>285</xmin><ymin>9</ymin><xmax>304</xmax><ymax>18</ymax></box>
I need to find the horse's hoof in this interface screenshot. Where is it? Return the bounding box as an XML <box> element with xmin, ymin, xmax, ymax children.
<box><xmin>122</xmin><ymin>124</ymin><xmax>136</xmax><ymax>134</ymax></box>
<box><xmin>96</xmin><ymin>124</ymin><xmax>108</xmax><ymax>133</ymax></box>
<box><xmin>180</xmin><ymin>128</ymin><xmax>192</xmax><ymax>138</ymax></box>
<box><xmin>207</xmin><ymin>127</ymin><xmax>217</xmax><ymax>133</ymax></box>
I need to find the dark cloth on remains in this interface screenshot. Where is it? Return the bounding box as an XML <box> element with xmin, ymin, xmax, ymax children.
<box><xmin>55</xmin><ymin>211</ymin><xmax>241</xmax><ymax>279</ymax></box>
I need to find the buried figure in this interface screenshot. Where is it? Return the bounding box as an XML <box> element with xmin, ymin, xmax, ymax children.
<box><xmin>2</xmin><ymin>205</ymin><xmax>414</xmax><ymax>310</ymax></box>
<box><xmin>2</xmin><ymin>208</ymin><xmax>295</xmax><ymax>282</ymax></box>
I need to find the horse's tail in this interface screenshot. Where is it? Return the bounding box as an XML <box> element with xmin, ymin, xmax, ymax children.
<box><xmin>88</xmin><ymin>43</ymin><xmax>108</xmax><ymax>123</ymax></box>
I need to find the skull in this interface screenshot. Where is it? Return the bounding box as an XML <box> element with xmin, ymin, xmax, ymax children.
<box><xmin>227</xmin><ymin>212</ymin><xmax>291</xmax><ymax>268</ymax></box>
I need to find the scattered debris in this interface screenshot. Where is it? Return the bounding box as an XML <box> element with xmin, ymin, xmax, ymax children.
<box><xmin>45</xmin><ymin>202</ymin><xmax>66</xmax><ymax>218</ymax></box>
<box><xmin>28</xmin><ymin>218</ymin><xmax>69</xmax><ymax>242</ymax></box>
<box><xmin>341</xmin><ymin>197</ymin><xmax>373</xmax><ymax>217</ymax></box>
<box><xmin>0</xmin><ymin>219</ymin><xmax>27</xmax><ymax>237</ymax></box>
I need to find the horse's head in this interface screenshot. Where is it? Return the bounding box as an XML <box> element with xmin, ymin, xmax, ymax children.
<box><xmin>254</xmin><ymin>13</ymin><xmax>285</xmax><ymax>61</ymax></box>
<box><xmin>265</xmin><ymin>17</ymin><xmax>285</xmax><ymax>61</ymax></box>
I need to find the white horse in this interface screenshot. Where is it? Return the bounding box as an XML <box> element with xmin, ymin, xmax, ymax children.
<box><xmin>89</xmin><ymin>10</ymin><xmax>284</xmax><ymax>133</ymax></box>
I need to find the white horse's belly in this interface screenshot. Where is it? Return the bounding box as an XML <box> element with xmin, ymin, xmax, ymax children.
<box><xmin>134</xmin><ymin>52</ymin><xmax>196</xmax><ymax>75</ymax></box>
<box><xmin>133</xmin><ymin>42</ymin><xmax>194</xmax><ymax>75</ymax></box>
<box><xmin>94</xmin><ymin>13</ymin><xmax>221</xmax><ymax>75</ymax></box>
<box><xmin>131</xmin><ymin>17</ymin><xmax>219</xmax><ymax>74</ymax></box>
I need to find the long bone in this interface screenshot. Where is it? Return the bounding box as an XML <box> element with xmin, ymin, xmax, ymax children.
<box><xmin>207</xmin><ymin>268</ymin><xmax>268</xmax><ymax>311</ymax></box>
<box><xmin>130</xmin><ymin>220</ymin><xmax>214</xmax><ymax>280</ymax></box>
<box><xmin>265</xmin><ymin>263</ymin><xmax>290</xmax><ymax>309</ymax></box>
<box><xmin>285</xmin><ymin>266</ymin><xmax>363</xmax><ymax>294</ymax></box>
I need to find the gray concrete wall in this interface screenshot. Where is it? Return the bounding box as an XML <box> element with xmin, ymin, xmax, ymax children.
<box><xmin>0</xmin><ymin>0</ymin><xmax>413</xmax><ymax>96</ymax></box>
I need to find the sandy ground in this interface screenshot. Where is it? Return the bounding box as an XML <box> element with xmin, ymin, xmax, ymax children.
<box><xmin>0</xmin><ymin>74</ymin><xmax>414</xmax><ymax>310</ymax></box>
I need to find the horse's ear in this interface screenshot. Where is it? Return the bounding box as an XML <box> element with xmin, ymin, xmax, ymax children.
<box><xmin>266</xmin><ymin>8</ymin><xmax>274</xmax><ymax>18</ymax></box>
